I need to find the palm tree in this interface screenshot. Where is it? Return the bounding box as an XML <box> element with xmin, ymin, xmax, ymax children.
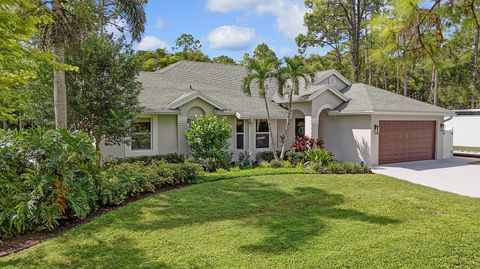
<box><xmin>241</xmin><ymin>56</ymin><xmax>281</xmax><ymax>161</ymax></box>
<box><xmin>276</xmin><ymin>56</ymin><xmax>314</xmax><ymax>160</ymax></box>
<box><xmin>49</xmin><ymin>0</ymin><xmax>146</xmax><ymax>128</ymax></box>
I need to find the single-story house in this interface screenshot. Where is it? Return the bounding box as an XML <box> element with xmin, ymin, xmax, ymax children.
<box><xmin>101</xmin><ymin>61</ymin><xmax>454</xmax><ymax>165</ymax></box>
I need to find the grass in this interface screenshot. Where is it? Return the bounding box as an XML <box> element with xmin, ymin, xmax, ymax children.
<box><xmin>453</xmin><ymin>146</ymin><xmax>480</xmax><ymax>152</ymax></box>
<box><xmin>1</xmin><ymin>172</ymin><xmax>480</xmax><ymax>268</ymax></box>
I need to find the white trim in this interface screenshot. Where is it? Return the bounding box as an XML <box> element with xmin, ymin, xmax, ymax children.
<box><xmin>315</xmin><ymin>104</ymin><xmax>336</xmax><ymax>118</ymax></box>
<box><xmin>235</xmin><ymin>119</ymin><xmax>246</xmax><ymax>150</ymax></box>
<box><xmin>254</xmin><ymin>119</ymin><xmax>270</xmax><ymax>149</ymax></box>
<box><xmin>307</xmin><ymin>85</ymin><xmax>349</xmax><ymax>102</ymax></box>
<box><xmin>125</xmin><ymin>116</ymin><xmax>159</xmax><ymax>157</ymax></box>
<box><xmin>166</xmin><ymin>91</ymin><xmax>229</xmax><ymax>110</ymax></box>
<box><xmin>235</xmin><ymin>111</ymin><xmax>289</xmax><ymax>120</ymax></box>
<box><xmin>328</xmin><ymin>110</ymin><xmax>454</xmax><ymax>116</ymax></box>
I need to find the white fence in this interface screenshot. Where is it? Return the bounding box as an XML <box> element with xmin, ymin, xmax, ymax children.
<box><xmin>444</xmin><ymin>116</ymin><xmax>480</xmax><ymax>148</ymax></box>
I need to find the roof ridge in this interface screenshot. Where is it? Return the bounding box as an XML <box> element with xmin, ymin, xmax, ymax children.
<box><xmin>154</xmin><ymin>61</ymin><xmax>184</xmax><ymax>74</ymax></box>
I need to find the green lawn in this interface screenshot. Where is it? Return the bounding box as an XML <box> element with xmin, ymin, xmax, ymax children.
<box><xmin>1</xmin><ymin>173</ymin><xmax>480</xmax><ymax>268</ymax></box>
<box><xmin>453</xmin><ymin>146</ymin><xmax>480</xmax><ymax>152</ymax></box>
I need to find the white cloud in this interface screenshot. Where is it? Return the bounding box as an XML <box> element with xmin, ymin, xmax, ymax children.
<box><xmin>137</xmin><ymin>36</ymin><xmax>168</xmax><ymax>51</ymax></box>
<box><xmin>206</xmin><ymin>0</ymin><xmax>306</xmax><ymax>38</ymax></box>
<box><xmin>154</xmin><ymin>18</ymin><xmax>165</xmax><ymax>29</ymax></box>
<box><xmin>208</xmin><ymin>25</ymin><xmax>255</xmax><ymax>50</ymax></box>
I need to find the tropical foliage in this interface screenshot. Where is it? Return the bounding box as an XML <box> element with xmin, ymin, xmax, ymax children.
<box><xmin>0</xmin><ymin>128</ymin><xmax>99</xmax><ymax>238</ymax></box>
<box><xmin>185</xmin><ymin>115</ymin><xmax>232</xmax><ymax>171</ymax></box>
<box><xmin>66</xmin><ymin>34</ymin><xmax>143</xmax><ymax>154</ymax></box>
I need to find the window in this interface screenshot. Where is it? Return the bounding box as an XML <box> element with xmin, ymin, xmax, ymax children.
<box><xmin>295</xmin><ymin>118</ymin><xmax>305</xmax><ymax>136</ymax></box>
<box><xmin>236</xmin><ymin>119</ymin><xmax>244</xmax><ymax>149</ymax></box>
<box><xmin>255</xmin><ymin>119</ymin><xmax>269</xmax><ymax>149</ymax></box>
<box><xmin>131</xmin><ymin>119</ymin><xmax>152</xmax><ymax>150</ymax></box>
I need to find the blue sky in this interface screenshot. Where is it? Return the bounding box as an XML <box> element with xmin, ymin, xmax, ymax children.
<box><xmin>134</xmin><ymin>0</ymin><xmax>326</xmax><ymax>61</ymax></box>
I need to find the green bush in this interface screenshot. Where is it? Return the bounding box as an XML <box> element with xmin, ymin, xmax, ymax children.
<box><xmin>304</xmin><ymin>149</ymin><xmax>334</xmax><ymax>166</ymax></box>
<box><xmin>103</xmin><ymin>153</ymin><xmax>185</xmax><ymax>167</ymax></box>
<box><xmin>315</xmin><ymin>161</ymin><xmax>370</xmax><ymax>174</ymax></box>
<box><xmin>269</xmin><ymin>159</ymin><xmax>283</xmax><ymax>168</ymax></box>
<box><xmin>185</xmin><ymin>115</ymin><xmax>232</xmax><ymax>171</ymax></box>
<box><xmin>282</xmin><ymin>160</ymin><xmax>293</xmax><ymax>168</ymax></box>
<box><xmin>286</xmin><ymin>151</ymin><xmax>305</xmax><ymax>165</ymax></box>
<box><xmin>99</xmin><ymin>161</ymin><xmax>202</xmax><ymax>205</ymax></box>
<box><xmin>0</xmin><ymin>128</ymin><xmax>99</xmax><ymax>239</ymax></box>
<box><xmin>258</xmin><ymin>161</ymin><xmax>270</xmax><ymax>168</ymax></box>
<box><xmin>255</xmin><ymin>151</ymin><xmax>283</xmax><ymax>162</ymax></box>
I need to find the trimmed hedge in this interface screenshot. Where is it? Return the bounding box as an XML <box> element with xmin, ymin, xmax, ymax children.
<box><xmin>103</xmin><ymin>153</ymin><xmax>185</xmax><ymax>167</ymax></box>
<box><xmin>99</xmin><ymin>161</ymin><xmax>202</xmax><ymax>205</ymax></box>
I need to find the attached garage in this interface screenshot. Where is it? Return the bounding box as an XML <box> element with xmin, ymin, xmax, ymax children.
<box><xmin>378</xmin><ymin>121</ymin><xmax>436</xmax><ymax>164</ymax></box>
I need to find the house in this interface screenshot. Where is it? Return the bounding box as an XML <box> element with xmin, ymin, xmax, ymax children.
<box><xmin>101</xmin><ymin>61</ymin><xmax>454</xmax><ymax>165</ymax></box>
<box><xmin>444</xmin><ymin>109</ymin><xmax>480</xmax><ymax>152</ymax></box>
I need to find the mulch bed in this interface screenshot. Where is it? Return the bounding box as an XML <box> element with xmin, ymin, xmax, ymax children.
<box><xmin>0</xmin><ymin>184</ymin><xmax>189</xmax><ymax>258</ymax></box>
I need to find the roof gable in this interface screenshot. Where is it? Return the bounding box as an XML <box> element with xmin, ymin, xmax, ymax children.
<box><xmin>165</xmin><ymin>91</ymin><xmax>229</xmax><ymax>110</ymax></box>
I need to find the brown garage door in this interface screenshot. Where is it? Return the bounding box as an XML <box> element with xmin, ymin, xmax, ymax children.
<box><xmin>379</xmin><ymin>121</ymin><xmax>436</xmax><ymax>164</ymax></box>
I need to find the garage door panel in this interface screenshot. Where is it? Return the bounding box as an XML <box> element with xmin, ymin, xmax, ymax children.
<box><xmin>379</xmin><ymin>121</ymin><xmax>435</xmax><ymax>164</ymax></box>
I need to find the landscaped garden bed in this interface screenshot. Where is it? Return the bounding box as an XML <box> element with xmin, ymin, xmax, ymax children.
<box><xmin>1</xmin><ymin>173</ymin><xmax>479</xmax><ymax>268</ymax></box>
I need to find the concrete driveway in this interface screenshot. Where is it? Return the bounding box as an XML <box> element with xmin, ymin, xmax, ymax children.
<box><xmin>372</xmin><ymin>157</ymin><xmax>480</xmax><ymax>198</ymax></box>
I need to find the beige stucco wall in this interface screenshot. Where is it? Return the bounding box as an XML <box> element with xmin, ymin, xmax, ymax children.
<box><xmin>370</xmin><ymin>114</ymin><xmax>445</xmax><ymax>165</ymax></box>
<box><xmin>319</xmin><ymin>112</ymin><xmax>372</xmax><ymax>164</ymax></box>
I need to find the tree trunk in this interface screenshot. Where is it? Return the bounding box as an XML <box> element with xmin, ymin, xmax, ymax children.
<box><xmin>263</xmin><ymin>97</ymin><xmax>279</xmax><ymax>161</ymax></box>
<box><xmin>279</xmin><ymin>89</ymin><xmax>294</xmax><ymax>160</ymax></box>
<box><xmin>396</xmin><ymin>64</ymin><xmax>400</xmax><ymax>94</ymax></box>
<box><xmin>383</xmin><ymin>68</ymin><xmax>388</xmax><ymax>90</ymax></box>
<box><xmin>350</xmin><ymin>0</ymin><xmax>362</xmax><ymax>83</ymax></box>
<box><xmin>472</xmin><ymin>28</ymin><xmax>479</xmax><ymax>108</ymax></box>
<box><xmin>53</xmin><ymin>0</ymin><xmax>68</xmax><ymax>128</ymax></box>
<box><xmin>431</xmin><ymin>65</ymin><xmax>438</xmax><ymax>106</ymax></box>
<box><xmin>402</xmin><ymin>58</ymin><xmax>408</xmax><ymax>96</ymax></box>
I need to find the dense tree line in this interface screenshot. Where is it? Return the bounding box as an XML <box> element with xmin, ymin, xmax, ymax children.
<box><xmin>137</xmin><ymin>33</ymin><xmax>237</xmax><ymax>71</ymax></box>
<box><xmin>298</xmin><ymin>0</ymin><xmax>480</xmax><ymax>109</ymax></box>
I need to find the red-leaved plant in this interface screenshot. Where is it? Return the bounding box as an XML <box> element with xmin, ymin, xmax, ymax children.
<box><xmin>292</xmin><ymin>135</ymin><xmax>325</xmax><ymax>152</ymax></box>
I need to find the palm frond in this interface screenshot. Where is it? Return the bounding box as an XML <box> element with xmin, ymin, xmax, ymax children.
<box><xmin>241</xmin><ymin>73</ymin><xmax>257</xmax><ymax>97</ymax></box>
<box><xmin>116</xmin><ymin>0</ymin><xmax>146</xmax><ymax>42</ymax></box>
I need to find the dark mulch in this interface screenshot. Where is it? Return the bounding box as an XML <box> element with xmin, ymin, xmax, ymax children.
<box><xmin>0</xmin><ymin>184</ymin><xmax>189</xmax><ymax>257</ymax></box>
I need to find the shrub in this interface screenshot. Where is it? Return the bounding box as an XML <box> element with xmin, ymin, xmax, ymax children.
<box><xmin>292</xmin><ymin>136</ymin><xmax>325</xmax><ymax>152</ymax></box>
<box><xmin>258</xmin><ymin>161</ymin><xmax>270</xmax><ymax>168</ymax></box>
<box><xmin>282</xmin><ymin>160</ymin><xmax>292</xmax><ymax>168</ymax></box>
<box><xmin>99</xmin><ymin>161</ymin><xmax>202</xmax><ymax>205</ymax></box>
<box><xmin>0</xmin><ymin>128</ymin><xmax>99</xmax><ymax>239</ymax></box>
<box><xmin>304</xmin><ymin>149</ymin><xmax>334</xmax><ymax>166</ymax></box>
<box><xmin>269</xmin><ymin>160</ymin><xmax>283</xmax><ymax>168</ymax></box>
<box><xmin>104</xmin><ymin>153</ymin><xmax>185</xmax><ymax>167</ymax></box>
<box><xmin>255</xmin><ymin>151</ymin><xmax>283</xmax><ymax>162</ymax></box>
<box><xmin>316</xmin><ymin>161</ymin><xmax>370</xmax><ymax>174</ymax></box>
<box><xmin>238</xmin><ymin>151</ymin><xmax>252</xmax><ymax>169</ymax></box>
<box><xmin>185</xmin><ymin>115</ymin><xmax>232</xmax><ymax>171</ymax></box>
<box><xmin>286</xmin><ymin>151</ymin><xmax>305</xmax><ymax>166</ymax></box>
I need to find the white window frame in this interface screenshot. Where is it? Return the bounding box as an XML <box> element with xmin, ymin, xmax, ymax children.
<box><xmin>236</xmin><ymin>119</ymin><xmax>245</xmax><ymax>150</ymax></box>
<box><xmin>255</xmin><ymin>119</ymin><xmax>270</xmax><ymax>149</ymax></box>
<box><xmin>125</xmin><ymin>115</ymin><xmax>158</xmax><ymax>157</ymax></box>
<box><xmin>130</xmin><ymin>118</ymin><xmax>153</xmax><ymax>151</ymax></box>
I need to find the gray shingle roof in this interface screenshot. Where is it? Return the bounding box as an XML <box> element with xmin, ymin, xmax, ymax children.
<box><xmin>138</xmin><ymin>61</ymin><xmax>451</xmax><ymax>118</ymax></box>
<box><xmin>335</xmin><ymin>83</ymin><xmax>452</xmax><ymax>115</ymax></box>
<box><xmin>138</xmin><ymin>61</ymin><xmax>288</xmax><ymax>118</ymax></box>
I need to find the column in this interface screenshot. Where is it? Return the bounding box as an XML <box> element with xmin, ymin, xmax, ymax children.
<box><xmin>177</xmin><ymin>115</ymin><xmax>188</xmax><ymax>155</ymax></box>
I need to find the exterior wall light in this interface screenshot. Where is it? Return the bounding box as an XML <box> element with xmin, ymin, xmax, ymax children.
<box><xmin>440</xmin><ymin>123</ymin><xmax>445</xmax><ymax>132</ymax></box>
<box><xmin>374</xmin><ymin>124</ymin><xmax>379</xmax><ymax>135</ymax></box>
